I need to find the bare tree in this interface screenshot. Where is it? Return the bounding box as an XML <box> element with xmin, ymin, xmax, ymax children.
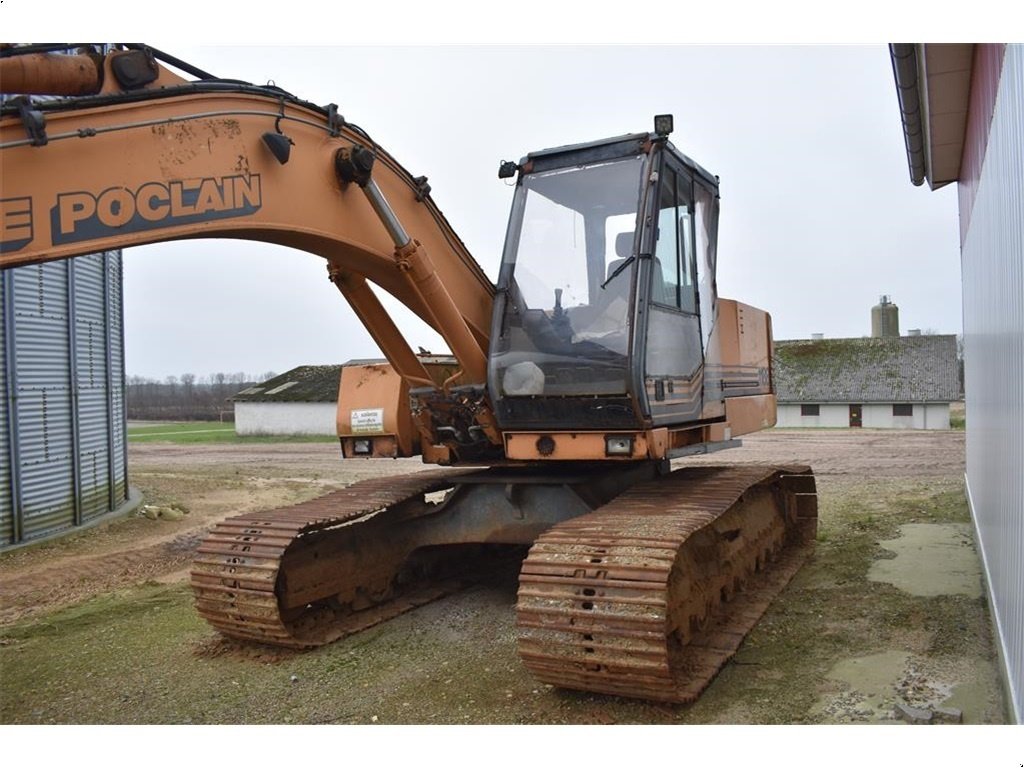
<box><xmin>126</xmin><ymin>371</ymin><xmax>263</xmax><ymax>421</ymax></box>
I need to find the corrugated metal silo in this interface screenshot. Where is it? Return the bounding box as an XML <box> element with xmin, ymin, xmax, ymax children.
<box><xmin>0</xmin><ymin>250</ymin><xmax>130</xmax><ymax>550</ymax></box>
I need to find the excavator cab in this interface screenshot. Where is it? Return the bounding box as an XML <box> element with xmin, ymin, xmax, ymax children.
<box><xmin>489</xmin><ymin>124</ymin><xmax>727</xmax><ymax>443</ymax></box>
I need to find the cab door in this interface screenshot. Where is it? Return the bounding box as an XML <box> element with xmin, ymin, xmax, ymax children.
<box><xmin>642</xmin><ymin>161</ymin><xmax>704</xmax><ymax>426</ymax></box>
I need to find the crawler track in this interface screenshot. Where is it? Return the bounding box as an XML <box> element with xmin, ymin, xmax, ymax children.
<box><xmin>192</xmin><ymin>462</ymin><xmax>816</xmax><ymax>705</ymax></box>
<box><xmin>190</xmin><ymin>469</ymin><xmax>465</xmax><ymax>649</ymax></box>
<box><xmin>515</xmin><ymin>465</ymin><xmax>817</xmax><ymax>703</ymax></box>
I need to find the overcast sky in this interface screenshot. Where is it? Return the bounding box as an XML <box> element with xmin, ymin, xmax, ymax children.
<box><xmin>110</xmin><ymin>44</ymin><xmax>961</xmax><ymax>380</ymax></box>
<box><xmin>2</xmin><ymin>6</ymin><xmax>972</xmax><ymax>380</ymax></box>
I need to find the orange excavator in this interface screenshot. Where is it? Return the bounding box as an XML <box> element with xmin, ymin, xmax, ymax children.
<box><xmin>0</xmin><ymin>44</ymin><xmax>816</xmax><ymax>703</ymax></box>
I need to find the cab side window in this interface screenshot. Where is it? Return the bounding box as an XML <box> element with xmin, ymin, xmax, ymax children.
<box><xmin>652</xmin><ymin>166</ymin><xmax>697</xmax><ymax>314</ymax></box>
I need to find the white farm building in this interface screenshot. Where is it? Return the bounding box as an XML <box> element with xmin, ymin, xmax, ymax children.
<box><xmin>232</xmin><ymin>365</ymin><xmax>342</xmax><ymax>436</ymax></box>
<box><xmin>773</xmin><ymin>335</ymin><xmax>961</xmax><ymax>429</ymax></box>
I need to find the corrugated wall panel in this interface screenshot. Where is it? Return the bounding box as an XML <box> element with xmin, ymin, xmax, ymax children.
<box><xmin>961</xmin><ymin>43</ymin><xmax>1024</xmax><ymax>723</ymax></box>
<box><xmin>108</xmin><ymin>255</ymin><xmax>127</xmax><ymax>503</ymax></box>
<box><xmin>79</xmin><ymin>253</ymin><xmax>117</xmax><ymax>519</ymax></box>
<box><xmin>16</xmin><ymin>390</ymin><xmax>75</xmax><ymax>540</ymax></box>
<box><xmin>78</xmin><ymin>389</ymin><xmax>112</xmax><ymax>521</ymax></box>
<box><xmin>13</xmin><ymin>262</ymin><xmax>76</xmax><ymax>541</ymax></box>
<box><xmin>0</xmin><ymin>269</ymin><xmax>12</xmax><ymax>544</ymax></box>
<box><xmin>1</xmin><ymin>251</ymin><xmax>128</xmax><ymax>549</ymax></box>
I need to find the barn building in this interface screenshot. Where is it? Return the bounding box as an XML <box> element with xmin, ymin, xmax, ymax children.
<box><xmin>1</xmin><ymin>252</ymin><xmax>133</xmax><ymax>551</ymax></box>
<box><xmin>774</xmin><ymin>334</ymin><xmax>960</xmax><ymax>429</ymax></box>
<box><xmin>232</xmin><ymin>365</ymin><xmax>342</xmax><ymax>436</ymax></box>
<box><xmin>890</xmin><ymin>42</ymin><xmax>1023</xmax><ymax>721</ymax></box>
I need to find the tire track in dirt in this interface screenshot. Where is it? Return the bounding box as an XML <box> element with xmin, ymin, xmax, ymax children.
<box><xmin>0</xmin><ymin>448</ymin><xmax>434</xmax><ymax>627</ymax></box>
<box><xmin>0</xmin><ymin>528</ymin><xmax>209</xmax><ymax>626</ymax></box>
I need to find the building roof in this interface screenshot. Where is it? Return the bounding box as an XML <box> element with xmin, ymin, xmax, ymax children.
<box><xmin>232</xmin><ymin>365</ymin><xmax>342</xmax><ymax>403</ymax></box>
<box><xmin>231</xmin><ymin>355</ymin><xmax>458</xmax><ymax>404</ymax></box>
<box><xmin>773</xmin><ymin>335</ymin><xmax>960</xmax><ymax>404</ymax></box>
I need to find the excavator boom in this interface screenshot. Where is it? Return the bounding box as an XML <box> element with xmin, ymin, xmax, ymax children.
<box><xmin>1</xmin><ymin>47</ymin><xmax>507</xmax><ymax>460</ymax></box>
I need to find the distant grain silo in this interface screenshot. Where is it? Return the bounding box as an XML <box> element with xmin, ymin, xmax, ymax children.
<box><xmin>871</xmin><ymin>295</ymin><xmax>900</xmax><ymax>338</ymax></box>
<box><xmin>0</xmin><ymin>251</ymin><xmax>133</xmax><ymax>550</ymax></box>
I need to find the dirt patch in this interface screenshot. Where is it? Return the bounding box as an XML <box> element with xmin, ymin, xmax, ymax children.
<box><xmin>0</xmin><ymin>429</ymin><xmax>1007</xmax><ymax>725</ymax></box>
<box><xmin>813</xmin><ymin>650</ymin><xmax>1000</xmax><ymax>725</ymax></box>
<box><xmin>191</xmin><ymin>636</ymin><xmax>301</xmax><ymax>665</ymax></box>
<box><xmin>0</xmin><ymin>446</ymin><xmax>428</xmax><ymax>626</ymax></box>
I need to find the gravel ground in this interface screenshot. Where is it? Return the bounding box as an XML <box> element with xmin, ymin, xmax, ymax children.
<box><xmin>0</xmin><ymin>428</ymin><xmax>1010</xmax><ymax>739</ymax></box>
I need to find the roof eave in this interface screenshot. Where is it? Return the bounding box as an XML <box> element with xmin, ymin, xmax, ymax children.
<box><xmin>890</xmin><ymin>43</ymin><xmax>974</xmax><ymax>190</ymax></box>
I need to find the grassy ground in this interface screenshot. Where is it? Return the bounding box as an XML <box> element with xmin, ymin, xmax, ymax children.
<box><xmin>0</xmin><ymin>436</ymin><xmax>1007</xmax><ymax>737</ymax></box>
<box><xmin>949</xmin><ymin>401</ymin><xmax>966</xmax><ymax>430</ymax></box>
<box><xmin>0</xmin><ymin>462</ymin><xmax>1005</xmax><ymax>725</ymax></box>
<box><xmin>128</xmin><ymin>421</ymin><xmax>336</xmax><ymax>444</ymax></box>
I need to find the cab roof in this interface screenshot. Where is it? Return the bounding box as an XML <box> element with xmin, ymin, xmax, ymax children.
<box><xmin>522</xmin><ymin>131</ymin><xmax>719</xmax><ymax>191</ymax></box>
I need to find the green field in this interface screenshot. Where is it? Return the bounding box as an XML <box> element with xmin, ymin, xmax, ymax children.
<box><xmin>127</xmin><ymin>422</ymin><xmax>337</xmax><ymax>444</ymax></box>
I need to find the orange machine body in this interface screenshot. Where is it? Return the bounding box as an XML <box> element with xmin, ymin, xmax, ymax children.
<box><xmin>1</xmin><ymin>47</ymin><xmax>778</xmax><ymax>466</ymax></box>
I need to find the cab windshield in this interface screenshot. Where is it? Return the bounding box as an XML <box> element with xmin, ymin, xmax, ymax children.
<box><xmin>493</xmin><ymin>154</ymin><xmax>645</xmax><ymax>397</ymax></box>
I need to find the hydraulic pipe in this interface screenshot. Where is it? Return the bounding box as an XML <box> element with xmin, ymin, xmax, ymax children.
<box><xmin>361</xmin><ymin>179</ymin><xmax>489</xmax><ymax>385</ymax></box>
<box><xmin>363</xmin><ymin>178</ymin><xmax>412</xmax><ymax>248</ymax></box>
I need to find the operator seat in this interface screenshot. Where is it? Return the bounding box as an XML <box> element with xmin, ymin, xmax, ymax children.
<box><xmin>606</xmin><ymin>231</ymin><xmax>670</xmax><ymax>304</ymax></box>
<box><xmin>602</xmin><ymin>231</ymin><xmax>636</xmax><ymax>300</ymax></box>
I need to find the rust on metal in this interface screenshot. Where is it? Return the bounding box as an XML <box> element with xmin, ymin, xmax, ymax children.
<box><xmin>0</xmin><ymin>52</ymin><xmax>102</xmax><ymax>96</ymax></box>
<box><xmin>515</xmin><ymin>464</ymin><xmax>817</xmax><ymax>703</ymax></box>
<box><xmin>190</xmin><ymin>469</ymin><xmax>465</xmax><ymax>648</ymax></box>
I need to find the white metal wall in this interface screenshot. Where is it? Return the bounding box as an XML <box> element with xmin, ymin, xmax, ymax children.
<box><xmin>0</xmin><ymin>276</ymin><xmax>10</xmax><ymax>544</ymax></box>
<box><xmin>0</xmin><ymin>252</ymin><xmax>128</xmax><ymax>549</ymax></box>
<box><xmin>961</xmin><ymin>44</ymin><xmax>1024</xmax><ymax>723</ymax></box>
<box><xmin>235</xmin><ymin>402</ymin><xmax>337</xmax><ymax>436</ymax></box>
<box><xmin>776</xmin><ymin>403</ymin><xmax>950</xmax><ymax>429</ymax></box>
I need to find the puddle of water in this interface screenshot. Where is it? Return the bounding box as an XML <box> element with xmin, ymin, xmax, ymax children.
<box><xmin>810</xmin><ymin>650</ymin><xmax>1004</xmax><ymax>724</ymax></box>
<box><xmin>868</xmin><ymin>523</ymin><xmax>982</xmax><ymax>597</ymax></box>
<box><xmin>829</xmin><ymin>651</ymin><xmax>910</xmax><ymax>696</ymax></box>
<box><xmin>811</xmin><ymin>651</ymin><xmax>910</xmax><ymax>722</ymax></box>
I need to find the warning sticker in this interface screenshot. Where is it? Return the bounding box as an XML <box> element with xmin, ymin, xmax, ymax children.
<box><xmin>350</xmin><ymin>408</ymin><xmax>385</xmax><ymax>434</ymax></box>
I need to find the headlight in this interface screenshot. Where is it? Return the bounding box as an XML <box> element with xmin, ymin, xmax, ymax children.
<box><xmin>605</xmin><ymin>435</ymin><xmax>634</xmax><ymax>456</ymax></box>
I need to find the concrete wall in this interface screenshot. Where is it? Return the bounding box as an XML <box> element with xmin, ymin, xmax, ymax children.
<box><xmin>862</xmin><ymin>403</ymin><xmax>950</xmax><ymax>430</ymax></box>
<box><xmin>777</xmin><ymin>403</ymin><xmax>949</xmax><ymax>429</ymax></box>
<box><xmin>959</xmin><ymin>44</ymin><xmax>1023</xmax><ymax>723</ymax></box>
<box><xmin>777</xmin><ymin>404</ymin><xmax>849</xmax><ymax>428</ymax></box>
<box><xmin>235</xmin><ymin>402</ymin><xmax>338</xmax><ymax>436</ymax></box>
